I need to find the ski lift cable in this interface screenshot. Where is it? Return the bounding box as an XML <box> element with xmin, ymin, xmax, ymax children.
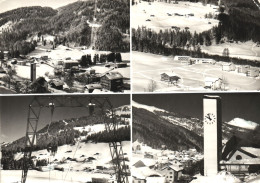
<box><xmin>62</xmin><ymin>140</ymin><xmax>81</xmax><ymax>183</ymax></box>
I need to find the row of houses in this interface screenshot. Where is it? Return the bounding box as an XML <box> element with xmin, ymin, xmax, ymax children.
<box><xmin>222</xmin><ymin>63</ymin><xmax>259</xmax><ymax>77</ymax></box>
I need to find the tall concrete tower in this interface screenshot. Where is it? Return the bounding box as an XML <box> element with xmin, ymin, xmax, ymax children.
<box><xmin>30</xmin><ymin>63</ymin><xmax>36</xmax><ymax>82</ymax></box>
<box><xmin>203</xmin><ymin>95</ymin><xmax>222</xmax><ymax>176</ymax></box>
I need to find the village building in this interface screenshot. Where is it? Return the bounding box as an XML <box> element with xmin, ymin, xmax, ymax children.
<box><xmin>160</xmin><ymin>72</ymin><xmax>180</xmax><ymax>85</ymax></box>
<box><xmin>144</xmin><ymin>153</ymin><xmax>154</xmax><ymax>159</ymax></box>
<box><xmin>190</xmin><ymin>58</ymin><xmax>216</xmax><ymax>64</ymax></box>
<box><xmin>247</xmin><ymin>68</ymin><xmax>259</xmax><ymax>77</ymax></box>
<box><xmin>222</xmin><ymin>63</ymin><xmax>236</xmax><ymax>71</ymax></box>
<box><xmin>100</xmin><ymin>72</ymin><xmax>123</xmax><ymax>92</ymax></box>
<box><xmin>133</xmin><ymin>159</ymin><xmax>157</xmax><ymax>169</ymax></box>
<box><xmin>237</xmin><ymin>65</ymin><xmax>250</xmax><ymax>74</ymax></box>
<box><xmin>132</xmin><ymin>167</ymin><xmax>165</xmax><ymax>183</ymax></box>
<box><xmin>63</xmin><ymin>60</ymin><xmax>79</xmax><ymax>70</ymax></box>
<box><xmin>85</xmin><ymin>84</ymin><xmax>102</xmax><ymax>93</ymax></box>
<box><xmin>174</xmin><ymin>56</ymin><xmax>192</xmax><ymax>65</ymax></box>
<box><xmin>17</xmin><ymin>60</ymin><xmax>27</xmax><ymax>66</ymax></box>
<box><xmin>133</xmin><ymin>140</ymin><xmax>142</xmax><ymax>154</ymax></box>
<box><xmin>204</xmin><ymin>77</ymin><xmax>222</xmax><ymax>90</ymax></box>
<box><xmin>221</xmin><ymin>136</ymin><xmax>260</xmax><ymax>175</ymax></box>
<box><xmin>158</xmin><ymin>164</ymin><xmax>183</xmax><ymax>183</ymax></box>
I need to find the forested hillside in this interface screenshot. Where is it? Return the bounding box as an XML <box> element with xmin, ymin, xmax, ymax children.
<box><xmin>133</xmin><ymin>107</ymin><xmax>203</xmax><ymax>152</ymax></box>
<box><xmin>0</xmin><ymin>0</ymin><xmax>130</xmax><ymax>55</ymax></box>
<box><xmin>1</xmin><ymin>115</ymin><xmax>130</xmax><ymax>154</ymax></box>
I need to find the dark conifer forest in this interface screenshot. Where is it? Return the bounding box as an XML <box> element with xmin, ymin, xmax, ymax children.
<box><xmin>0</xmin><ymin>0</ymin><xmax>130</xmax><ymax>55</ymax></box>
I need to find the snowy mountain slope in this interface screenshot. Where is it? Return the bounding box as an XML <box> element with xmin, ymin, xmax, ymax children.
<box><xmin>132</xmin><ymin>101</ymin><xmax>260</xmax><ymax>151</ymax></box>
<box><xmin>226</xmin><ymin>118</ymin><xmax>259</xmax><ymax>130</ymax></box>
<box><xmin>132</xmin><ymin>101</ymin><xmax>166</xmax><ymax>114</ymax></box>
<box><xmin>132</xmin><ymin>105</ymin><xmax>203</xmax><ymax>151</ymax></box>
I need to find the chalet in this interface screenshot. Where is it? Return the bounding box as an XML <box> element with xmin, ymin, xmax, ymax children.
<box><xmin>237</xmin><ymin>65</ymin><xmax>250</xmax><ymax>74</ymax></box>
<box><xmin>133</xmin><ymin>159</ymin><xmax>156</xmax><ymax>169</ymax></box>
<box><xmin>247</xmin><ymin>68</ymin><xmax>259</xmax><ymax>77</ymax></box>
<box><xmin>204</xmin><ymin>77</ymin><xmax>222</xmax><ymax>90</ymax></box>
<box><xmin>100</xmin><ymin>72</ymin><xmax>123</xmax><ymax>92</ymax></box>
<box><xmin>158</xmin><ymin>165</ymin><xmax>183</xmax><ymax>183</ymax></box>
<box><xmin>133</xmin><ymin>140</ymin><xmax>142</xmax><ymax>154</ymax></box>
<box><xmin>63</xmin><ymin>60</ymin><xmax>79</xmax><ymax>70</ymax></box>
<box><xmin>17</xmin><ymin>61</ymin><xmax>26</xmax><ymax>66</ymax></box>
<box><xmin>222</xmin><ymin>63</ymin><xmax>236</xmax><ymax>71</ymax></box>
<box><xmin>160</xmin><ymin>72</ymin><xmax>180</xmax><ymax>85</ymax></box>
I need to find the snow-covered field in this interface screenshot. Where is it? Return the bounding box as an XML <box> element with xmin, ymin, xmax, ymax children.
<box><xmin>201</xmin><ymin>41</ymin><xmax>260</xmax><ymax>61</ymax></box>
<box><xmin>2</xmin><ymin>141</ymin><xmax>130</xmax><ymax>183</ymax></box>
<box><xmin>132</xmin><ymin>51</ymin><xmax>260</xmax><ymax>91</ymax></box>
<box><xmin>132</xmin><ymin>1</ymin><xmax>219</xmax><ymax>33</ymax></box>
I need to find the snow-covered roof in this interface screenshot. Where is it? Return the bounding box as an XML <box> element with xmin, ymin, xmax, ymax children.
<box><xmin>241</xmin><ymin>147</ymin><xmax>260</xmax><ymax>157</ymax></box>
<box><xmin>221</xmin><ymin>158</ymin><xmax>260</xmax><ymax>165</ymax></box>
<box><xmin>161</xmin><ymin>165</ymin><xmax>183</xmax><ymax>172</ymax></box>
<box><xmin>133</xmin><ymin>158</ymin><xmax>156</xmax><ymax>167</ymax></box>
<box><xmin>132</xmin><ymin>167</ymin><xmax>162</xmax><ymax>179</ymax></box>
<box><xmin>85</xmin><ymin>84</ymin><xmax>102</xmax><ymax>90</ymax></box>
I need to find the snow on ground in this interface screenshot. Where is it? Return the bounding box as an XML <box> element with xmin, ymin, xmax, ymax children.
<box><xmin>73</xmin><ymin>124</ymin><xmax>128</xmax><ymax>134</ymax></box>
<box><xmin>1</xmin><ymin>170</ymin><xmax>111</xmax><ymax>183</ymax></box>
<box><xmin>0</xmin><ymin>21</ymin><xmax>14</xmax><ymax>33</ymax></box>
<box><xmin>7</xmin><ymin>141</ymin><xmax>130</xmax><ymax>183</ymax></box>
<box><xmin>201</xmin><ymin>41</ymin><xmax>260</xmax><ymax>61</ymax></box>
<box><xmin>226</xmin><ymin>118</ymin><xmax>259</xmax><ymax>130</ymax></box>
<box><xmin>191</xmin><ymin>171</ymin><xmax>241</xmax><ymax>183</ymax></box>
<box><xmin>132</xmin><ymin>100</ymin><xmax>165</xmax><ymax>114</ymax></box>
<box><xmin>132</xmin><ymin>1</ymin><xmax>219</xmax><ymax>33</ymax></box>
<box><xmin>15</xmin><ymin>63</ymin><xmax>54</xmax><ymax>80</ymax></box>
<box><xmin>132</xmin><ymin>51</ymin><xmax>260</xmax><ymax>92</ymax></box>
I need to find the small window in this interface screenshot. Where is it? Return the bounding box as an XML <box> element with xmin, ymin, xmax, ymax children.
<box><xmin>170</xmin><ymin>176</ymin><xmax>172</xmax><ymax>178</ymax></box>
<box><xmin>138</xmin><ymin>181</ymin><xmax>141</xmax><ymax>183</ymax></box>
<box><xmin>236</xmin><ymin>155</ymin><xmax>242</xmax><ymax>160</ymax></box>
<box><xmin>169</xmin><ymin>172</ymin><xmax>172</xmax><ymax>174</ymax></box>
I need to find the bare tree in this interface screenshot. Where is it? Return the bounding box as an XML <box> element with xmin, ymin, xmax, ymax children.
<box><xmin>147</xmin><ymin>79</ymin><xmax>157</xmax><ymax>92</ymax></box>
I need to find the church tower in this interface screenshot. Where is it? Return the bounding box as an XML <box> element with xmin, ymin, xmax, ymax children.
<box><xmin>203</xmin><ymin>95</ymin><xmax>222</xmax><ymax>176</ymax></box>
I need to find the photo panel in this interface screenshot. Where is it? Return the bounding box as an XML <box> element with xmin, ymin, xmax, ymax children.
<box><xmin>132</xmin><ymin>0</ymin><xmax>260</xmax><ymax>92</ymax></box>
<box><xmin>132</xmin><ymin>93</ymin><xmax>260</xmax><ymax>182</ymax></box>
<box><xmin>0</xmin><ymin>0</ymin><xmax>130</xmax><ymax>94</ymax></box>
<box><xmin>0</xmin><ymin>94</ymin><xmax>131</xmax><ymax>183</ymax></box>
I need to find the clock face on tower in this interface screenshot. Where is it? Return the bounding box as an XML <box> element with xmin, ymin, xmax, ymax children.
<box><xmin>204</xmin><ymin>113</ymin><xmax>216</xmax><ymax>125</ymax></box>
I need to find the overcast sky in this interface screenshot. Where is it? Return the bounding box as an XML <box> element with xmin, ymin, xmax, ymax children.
<box><xmin>133</xmin><ymin>93</ymin><xmax>260</xmax><ymax>123</ymax></box>
<box><xmin>0</xmin><ymin>0</ymin><xmax>80</xmax><ymax>13</ymax></box>
<box><xmin>0</xmin><ymin>94</ymin><xmax>130</xmax><ymax>143</ymax></box>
